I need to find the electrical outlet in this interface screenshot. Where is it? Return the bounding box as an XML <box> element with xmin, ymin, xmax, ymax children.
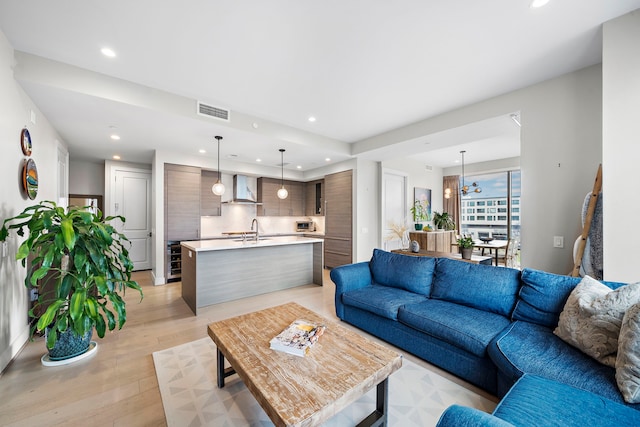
<box><xmin>30</xmin><ymin>289</ymin><xmax>38</xmax><ymax>301</ymax></box>
<box><xmin>553</xmin><ymin>236</ymin><xmax>564</xmax><ymax>248</ymax></box>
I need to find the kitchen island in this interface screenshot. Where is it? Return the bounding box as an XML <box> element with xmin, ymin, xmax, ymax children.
<box><xmin>180</xmin><ymin>236</ymin><xmax>324</xmax><ymax>314</ymax></box>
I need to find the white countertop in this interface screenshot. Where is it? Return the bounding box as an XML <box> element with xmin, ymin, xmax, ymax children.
<box><xmin>181</xmin><ymin>235</ymin><xmax>324</xmax><ymax>252</ymax></box>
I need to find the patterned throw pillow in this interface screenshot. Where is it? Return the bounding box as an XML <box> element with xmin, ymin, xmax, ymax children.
<box><xmin>554</xmin><ymin>276</ymin><xmax>640</xmax><ymax>367</ymax></box>
<box><xmin>616</xmin><ymin>302</ymin><xmax>640</xmax><ymax>403</ymax></box>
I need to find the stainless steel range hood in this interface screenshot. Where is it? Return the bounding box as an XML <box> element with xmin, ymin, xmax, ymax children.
<box><xmin>224</xmin><ymin>175</ymin><xmax>259</xmax><ymax>204</ymax></box>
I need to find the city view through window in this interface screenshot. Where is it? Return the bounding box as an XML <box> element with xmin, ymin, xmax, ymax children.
<box><xmin>459</xmin><ymin>170</ymin><xmax>521</xmax><ymax>243</ymax></box>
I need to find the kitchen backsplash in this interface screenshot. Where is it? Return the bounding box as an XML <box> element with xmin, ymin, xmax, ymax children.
<box><xmin>200</xmin><ymin>203</ymin><xmax>324</xmax><ymax>238</ymax></box>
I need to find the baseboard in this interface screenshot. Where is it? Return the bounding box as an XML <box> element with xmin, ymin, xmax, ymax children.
<box><xmin>0</xmin><ymin>326</ymin><xmax>30</xmax><ymax>376</ymax></box>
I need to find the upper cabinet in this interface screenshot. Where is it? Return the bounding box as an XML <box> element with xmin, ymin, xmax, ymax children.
<box><xmin>257</xmin><ymin>177</ymin><xmax>304</xmax><ymax>216</ymax></box>
<box><xmin>305</xmin><ymin>179</ymin><xmax>324</xmax><ymax>216</ymax></box>
<box><xmin>165</xmin><ymin>163</ymin><xmax>201</xmax><ymax>240</ymax></box>
<box><xmin>200</xmin><ymin>170</ymin><xmax>222</xmax><ymax>216</ymax></box>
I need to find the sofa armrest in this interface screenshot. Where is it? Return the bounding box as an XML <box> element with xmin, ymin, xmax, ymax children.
<box><xmin>330</xmin><ymin>262</ymin><xmax>372</xmax><ymax>319</ymax></box>
<box><xmin>436</xmin><ymin>405</ymin><xmax>515</xmax><ymax>427</ymax></box>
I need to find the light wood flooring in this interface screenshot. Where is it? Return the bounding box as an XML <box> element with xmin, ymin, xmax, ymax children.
<box><xmin>0</xmin><ymin>270</ymin><xmax>495</xmax><ymax>426</ymax></box>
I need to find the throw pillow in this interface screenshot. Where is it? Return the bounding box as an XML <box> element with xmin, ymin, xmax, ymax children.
<box><xmin>616</xmin><ymin>302</ymin><xmax>640</xmax><ymax>403</ymax></box>
<box><xmin>553</xmin><ymin>276</ymin><xmax>640</xmax><ymax>367</ymax></box>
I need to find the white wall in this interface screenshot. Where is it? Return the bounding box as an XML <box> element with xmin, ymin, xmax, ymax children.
<box><xmin>355</xmin><ymin>65</ymin><xmax>603</xmax><ymax>274</ymax></box>
<box><xmin>602</xmin><ymin>10</ymin><xmax>640</xmax><ymax>282</ymax></box>
<box><xmin>0</xmin><ymin>29</ymin><xmax>67</xmax><ymax>373</ymax></box>
<box><xmin>383</xmin><ymin>157</ymin><xmax>445</xmax><ymax>227</ymax></box>
<box><xmin>69</xmin><ymin>159</ymin><xmax>105</xmax><ymax>196</ymax></box>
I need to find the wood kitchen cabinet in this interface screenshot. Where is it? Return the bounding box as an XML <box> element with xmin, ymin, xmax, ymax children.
<box><xmin>200</xmin><ymin>170</ymin><xmax>222</xmax><ymax>216</ymax></box>
<box><xmin>324</xmin><ymin>170</ymin><xmax>352</xmax><ymax>268</ymax></box>
<box><xmin>257</xmin><ymin>177</ymin><xmax>304</xmax><ymax>216</ymax></box>
<box><xmin>305</xmin><ymin>179</ymin><xmax>324</xmax><ymax>216</ymax></box>
<box><xmin>165</xmin><ymin>163</ymin><xmax>201</xmax><ymax>240</ymax></box>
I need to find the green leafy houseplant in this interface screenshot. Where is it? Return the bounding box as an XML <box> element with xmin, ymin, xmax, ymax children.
<box><xmin>456</xmin><ymin>235</ymin><xmax>474</xmax><ymax>249</ymax></box>
<box><xmin>410</xmin><ymin>200</ymin><xmax>430</xmax><ymax>230</ymax></box>
<box><xmin>433</xmin><ymin>211</ymin><xmax>456</xmax><ymax>231</ymax></box>
<box><xmin>0</xmin><ymin>201</ymin><xmax>143</xmax><ymax>351</ymax></box>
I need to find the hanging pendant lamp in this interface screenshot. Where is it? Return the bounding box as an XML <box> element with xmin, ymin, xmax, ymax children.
<box><xmin>211</xmin><ymin>136</ymin><xmax>225</xmax><ymax>196</ymax></box>
<box><xmin>277</xmin><ymin>148</ymin><xmax>288</xmax><ymax>199</ymax></box>
<box><xmin>460</xmin><ymin>150</ymin><xmax>481</xmax><ymax>195</ymax></box>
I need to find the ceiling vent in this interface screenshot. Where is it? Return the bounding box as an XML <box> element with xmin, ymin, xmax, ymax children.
<box><xmin>197</xmin><ymin>101</ymin><xmax>230</xmax><ymax>122</ymax></box>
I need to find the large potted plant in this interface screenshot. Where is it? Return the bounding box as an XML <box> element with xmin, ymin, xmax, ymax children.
<box><xmin>0</xmin><ymin>201</ymin><xmax>143</xmax><ymax>360</ymax></box>
<box><xmin>409</xmin><ymin>200</ymin><xmax>430</xmax><ymax>231</ymax></box>
<box><xmin>433</xmin><ymin>211</ymin><xmax>456</xmax><ymax>231</ymax></box>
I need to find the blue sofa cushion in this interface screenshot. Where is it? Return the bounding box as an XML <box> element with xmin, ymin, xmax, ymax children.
<box><xmin>512</xmin><ymin>268</ymin><xmax>625</xmax><ymax>328</ymax></box>
<box><xmin>431</xmin><ymin>258</ymin><xmax>521</xmax><ymax>317</ymax></box>
<box><xmin>369</xmin><ymin>248</ymin><xmax>436</xmax><ymax>295</ymax></box>
<box><xmin>341</xmin><ymin>285</ymin><xmax>427</xmax><ymax>320</ymax></box>
<box><xmin>493</xmin><ymin>375</ymin><xmax>640</xmax><ymax>427</ymax></box>
<box><xmin>436</xmin><ymin>405</ymin><xmax>515</xmax><ymax>427</ymax></box>
<box><xmin>488</xmin><ymin>320</ymin><xmax>637</xmax><ymax>408</ymax></box>
<box><xmin>398</xmin><ymin>299</ymin><xmax>511</xmax><ymax>357</ymax></box>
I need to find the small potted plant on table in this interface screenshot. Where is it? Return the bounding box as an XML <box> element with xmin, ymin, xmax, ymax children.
<box><xmin>457</xmin><ymin>235</ymin><xmax>475</xmax><ymax>260</ymax></box>
<box><xmin>410</xmin><ymin>200</ymin><xmax>430</xmax><ymax>231</ymax></box>
<box><xmin>0</xmin><ymin>201</ymin><xmax>143</xmax><ymax>362</ymax></box>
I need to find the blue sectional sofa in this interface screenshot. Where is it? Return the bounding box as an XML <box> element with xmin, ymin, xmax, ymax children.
<box><xmin>330</xmin><ymin>249</ymin><xmax>640</xmax><ymax>424</ymax></box>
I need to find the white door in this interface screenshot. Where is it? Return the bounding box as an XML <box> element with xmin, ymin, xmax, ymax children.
<box><xmin>114</xmin><ymin>169</ymin><xmax>152</xmax><ymax>271</ymax></box>
<box><xmin>382</xmin><ymin>170</ymin><xmax>407</xmax><ymax>251</ymax></box>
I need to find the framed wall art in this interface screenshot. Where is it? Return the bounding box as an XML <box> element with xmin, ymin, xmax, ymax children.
<box><xmin>22</xmin><ymin>158</ymin><xmax>38</xmax><ymax>200</ymax></box>
<box><xmin>21</xmin><ymin>127</ymin><xmax>32</xmax><ymax>156</ymax></box>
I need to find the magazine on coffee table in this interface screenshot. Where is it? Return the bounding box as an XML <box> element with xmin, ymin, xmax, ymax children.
<box><xmin>270</xmin><ymin>319</ymin><xmax>326</xmax><ymax>357</ymax></box>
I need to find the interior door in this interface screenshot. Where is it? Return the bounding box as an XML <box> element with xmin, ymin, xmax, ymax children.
<box><xmin>382</xmin><ymin>170</ymin><xmax>407</xmax><ymax>251</ymax></box>
<box><xmin>114</xmin><ymin>168</ymin><xmax>152</xmax><ymax>271</ymax></box>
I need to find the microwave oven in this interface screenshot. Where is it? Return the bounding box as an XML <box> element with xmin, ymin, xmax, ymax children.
<box><xmin>296</xmin><ymin>220</ymin><xmax>315</xmax><ymax>232</ymax></box>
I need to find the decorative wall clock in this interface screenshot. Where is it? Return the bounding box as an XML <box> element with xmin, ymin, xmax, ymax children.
<box><xmin>21</xmin><ymin>127</ymin><xmax>32</xmax><ymax>156</ymax></box>
<box><xmin>22</xmin><ymin>158</ymin><xmax>38</xmax><ymax>200</ymax></box>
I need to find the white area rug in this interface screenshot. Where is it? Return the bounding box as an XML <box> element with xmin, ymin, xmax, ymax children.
<box><xmin>153</xmin><ymin>338</ymin><xmax>495</xmax><ymax>427</ymax></box>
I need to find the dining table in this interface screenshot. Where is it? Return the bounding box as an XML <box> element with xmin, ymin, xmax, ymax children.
<box><xmin>452</xmin><ymin>239</ymin><xmax>509</xmax><ymax>266</ymax></box>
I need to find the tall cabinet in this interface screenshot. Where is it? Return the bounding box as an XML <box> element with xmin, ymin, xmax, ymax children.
<box><xmin>324</xmin><ymin>170</ymin><xmax>353</xmax><ymax>268</ymax></box>
<box><xmin>164</xmin><ymin>163</ymin><xmax>201</xmax><ymax>282</ymax></box>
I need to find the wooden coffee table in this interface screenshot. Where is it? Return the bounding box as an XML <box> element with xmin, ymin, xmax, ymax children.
<box><xmin>207</xmin><ymin>302</ymin><xmax>402</xmax><ymax>427</ymax></box>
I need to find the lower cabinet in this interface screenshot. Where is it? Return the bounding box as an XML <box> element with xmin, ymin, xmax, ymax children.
<box><xmin>408</xmin><ymin>231</ymin><xmax>455</xmax><ymax>252</ymax></box>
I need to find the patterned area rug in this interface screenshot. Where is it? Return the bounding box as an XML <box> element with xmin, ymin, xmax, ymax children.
<box><xmin>153</xmin><ymin>338</ymin><xmax>496</xmax><ymax>427</ymax></box>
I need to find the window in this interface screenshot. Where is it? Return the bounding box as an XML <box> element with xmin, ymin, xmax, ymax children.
<box><xmin>459</xmin><ymin>169</ymin><xmax>521</xmax><ymax>243</ymax></box>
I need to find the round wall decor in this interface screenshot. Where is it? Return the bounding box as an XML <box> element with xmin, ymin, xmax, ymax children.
<box><xmin>22</xmin><ymin>158</ymin><xmax>38</xmax><ymax>200</ymax></box>
<box><xmin>21</xmin><ymin>128</ymin><xmax>32</xmax><ymax>156</ymax></box>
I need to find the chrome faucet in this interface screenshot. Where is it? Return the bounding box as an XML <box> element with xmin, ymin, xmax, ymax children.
<box><xmin>251</xmin><ymin>218</ymin><xmax>259</xmax><ymax>242</ymax></box>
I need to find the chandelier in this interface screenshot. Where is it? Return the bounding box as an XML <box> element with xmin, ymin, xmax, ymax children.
<box><xmin>444</xmin><ymin>150</ymin><xmax>481</xmax><ymax>198</ymax></box>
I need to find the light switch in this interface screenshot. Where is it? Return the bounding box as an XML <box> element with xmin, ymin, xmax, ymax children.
<box><xmin>553</xmin><ymin>236</ymin><xmax>564</xmax><ymax>248</ymax></box>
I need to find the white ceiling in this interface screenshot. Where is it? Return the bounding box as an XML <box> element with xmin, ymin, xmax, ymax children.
<box><xmin>1</xmin><ymin>1</ymin><xmax>639</xmax><ymax>171</ymax></box>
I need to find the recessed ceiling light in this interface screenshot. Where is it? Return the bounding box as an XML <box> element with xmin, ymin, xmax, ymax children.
<box><xmin>296</xmin><ymin>165</ymin><xmax>302</xmax><ymax>169</ymax></box>
<box><xmin>101</xmin><ymin>47</ymin><xmax>116</xmax><ymax>58</ymax></box>
<box><xmin>112</xmin><ymin>155</ymin><xmax>121</xmax><ymax>160</ymax></box>
<box><xmin>256</xmin><ymin>158</ymin><xmax>262</xmax><ymax>162</ymax></box>
<box><xmin>308</xmin><ymin>116</ymin><xmax>317</xmax><ymax>122</ymax></box>
<box><xmin>110</xmin><ymin>134</ymin><xmax>120</xmax><ymax>140</ymax></box>
<box><xmin>530</xmin><ymin>0</ymin><xmax>550</xmax><ymax>8</ymax></box>
<box><xmin>199</xmin><ymin>149</ymin><xmax>206</xmax><ymax>154</ymax></box>
<box><xmin>325</xmin><ymin>158</ymin><xmax>331</xmax><ymax>162</ymax></box>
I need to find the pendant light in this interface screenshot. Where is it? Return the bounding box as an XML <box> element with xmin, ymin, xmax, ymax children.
<box><xmin>460</xmin><ymin>150</ymin><xmax>481</xmax><ymax>195</ymax></box>
<box><xmin>211</xmin><ymin>136</ymin><xmax>225</xmax><ymax>196</ymax></box>
<box><xmin>277</xmin><ymin>148</ymin><xmax>288</xmax><ymax>199</ymax></box>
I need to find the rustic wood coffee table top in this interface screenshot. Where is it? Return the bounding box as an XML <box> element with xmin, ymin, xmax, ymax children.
<box><xmin>207</xmin><ymin>302</ymin><xmax>402</xmax><ymax>427</ymax></box>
